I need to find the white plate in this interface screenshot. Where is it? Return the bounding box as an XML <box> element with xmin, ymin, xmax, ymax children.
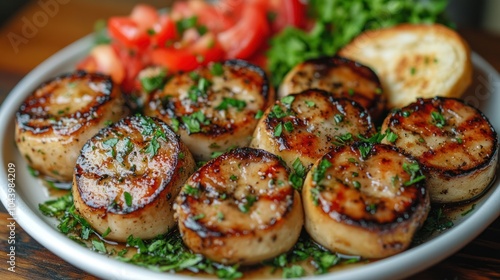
<box><xmin>0</xmin><ymin>34</ymin><xmax>499</xmax><ymax>280</ymax></box>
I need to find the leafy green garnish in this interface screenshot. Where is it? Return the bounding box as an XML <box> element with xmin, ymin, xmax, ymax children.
<box><xmin>181</xmin><ymin>111</ymin><xmax>210</xmax><ymax>134</ymax></box>
<box><xmin>290</xmin><ymin>158</ymin><xmax>306</xmax><ymax>190</ymax></box>
<box><xmin>210</xmin><ymin>62</ymin><xmax>224</xmax><ymax>76</ymax></box>
<box><xmin>402</xmin><ymin>162</ymin><xmax>426</xmax><ymax>186</ymax></box>
<box><xmin>215</xmin><ymin>97</ymin><xmax>247</xmax><ymax>111</ymax></box>
<box><xmin>413</xmin><ymin>207</ymin><xmax>453</xmax><ymax>244</ymax></box>
<box><xmin>312</xmin><ymin>159</ymin><xmax>332</xmax><ymax>184</ymax></box>
<box><xmin>140</xmin><ymin>69</ymin><xmax>167</xmax><ymax>92</ymax></box>
<box><xmin>267</xmin><ymin>0</ymin><xmax>451</xmax><ymax>87</ymax></box>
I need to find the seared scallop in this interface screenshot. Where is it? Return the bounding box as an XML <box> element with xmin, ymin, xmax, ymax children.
<box><xmin>176</xmin><ymin>147</ymin><xmax>303</xmax><ymax>265</ymax></box>
<box><xmin>302</xmin><ymin>143</ymin><xmax>430</xmax><ymax>259</ymax></box>
<box><xmin>15</xmin><ymin>71</ymin><xmax>128</xmax><ymax>182</ymax></box>
<box><xmin>73</xmin><ymin>115</ymin><xmax>195</xmax><ymax>242</ymax></box>
<box><xmin>279</xmin><ymin>56</ymin><xmax>386</xmax><ymax>120</ymax></box>
<box><xmin>145</xmin><ymin>60</ymin><xmax>274</xmax><ymax>161</ymax></box>
<box><xmin>381</xmin><ymin>97</ymin><xmax>498</xmax><ymax>203</ymax></box>
<box><xmin>251</xmin><ymin>89</ymin><xmax>375</xmax><ymax>171</ymax></box>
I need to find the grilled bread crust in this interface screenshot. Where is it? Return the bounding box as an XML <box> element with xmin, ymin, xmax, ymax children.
<box><xmin>339</xmin><ymin>24</ymin><xmax>472</xmax><ymax>109</ymax></box>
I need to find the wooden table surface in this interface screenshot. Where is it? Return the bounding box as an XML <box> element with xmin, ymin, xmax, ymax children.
<box><xmin>0</xmin><ymin>1</ymin><xmax>499</xmax><ymax>279</ymax></box>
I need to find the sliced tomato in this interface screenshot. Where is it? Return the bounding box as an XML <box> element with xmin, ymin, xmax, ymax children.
<box><xmin>150</xmin><ymin>14</ymin><xmax>177</xmax><ymax>48</ymax></box>
<box><xmin>129</xmin><ymin>4</ymin><xmax>159</xmax><ymax>30</ymax></box>
<box><xmin>89</xmin><ymin>44</ymin><xmax>125</xmax><ymax>83</ymax></box>
<box><xmin>108</xmin><ymin>17</ymin><xmax>150</xmax><ymax>49</ymax></box>
<box><xmin>268</xmin><ymin>0</ymin><xmax>307</xmax><ymax>32</ymax></box>
<box><xmin>150</xmin><ymin>33</ymin><xmax>225</xmax><ymax>72</ymax></box>
<box><xmin>217</xmin><ymin>3</ymin><xmax>270</xmax><ymax>59</ymax></box>
<box><xmin>113</xmin><ymin>44</ymin><xmax>145</xmax><ymax>93</ymax></box>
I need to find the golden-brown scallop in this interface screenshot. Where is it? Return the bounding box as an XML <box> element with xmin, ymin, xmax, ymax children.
<box><xmin>73</xmin><ymin>115</ymin><xmax>195</xmax><ymax>242</ymax></box>
<box><xmin>381</xmin><ymin>97</ymin><xmax>498</xmax><ymax>203</ymax></box>
<box><xmin>302</xmin><ymin>143</ymin><xmax>430</xmax><ymax>258</ymax></box>
<box><xmin>176</xmin><ymin>147</ymin><xmax>303</xmax><ymax>265</ymax></box>
<box><xmin>15</xmin><ymin>71</ymin><xmax>128</xmax><ymax>182</ymax></box>
<box><xmin>251</xmin><ymin>89</ymin><xmax>375</xmax><ymax>171</ymax></box>
<box><xmin>279</xmin><ymin>56</ymin><xmax>386</xmax><ymax>120</ymax></box>
<box><xmin>145</xmin><ymin>60</ymin><xmax>274</xmax><ymax>161</ymax></box>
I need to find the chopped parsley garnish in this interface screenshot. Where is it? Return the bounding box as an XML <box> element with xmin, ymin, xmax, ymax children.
<box><xmin>92</xmin><ymin>239</ymin><xmax>107</xmax><ymax>253</ymax></box>
<box><xmin>402</xmin><ymin>162</ymin><xmax>425</xmax><ymax>186</ymax></box>
<box><xmin>103</xmin><ymin>138</ymin><xmax>119</xmax><ymax>147</ymax></box>
<box><xmin>385</xmin><ymin>130</ymin><xmax>398</xmax><ymax>143</ymax></box>
<box><xmin>265</xmin><ymin>233</ymin><xmax>345</xmax><ymax>276</ymax></box>
<box><xmin>188</xmin><ymin>77</ymin><xmax>212</xmax><ymax>102</ymax></box>
<box><xmin>461</xmin><ymin>204</ymin><xmax>476</xmax><ymax>216</ymax></box>
<box><xmin>431</xmin><ymin>111</ymin><xmax>446</xmax><ymax>128</ymax></box>
<box><xmin>284</xmin><ymin>121</ymin><xmax>294</xmax><ymax>132</ymax></box>
<box><xmin>215</xmin><ymin>97</ymin><xmax>247</xmax><ymax>111</ymax></box>
<box><xmin>283</xmin><ymin>265</ymin><xmax>305</xmax><ymax>278</ymax></box>
<box><xmin>210</xmin><ymin>62</ymin><xmax>224</xmax><ymax>76</ymax></box>
<box><xmin>305</xmin><ymin>100</ymin><xmax>315</xmax><ymax>107</ymax></box>
<box><xmin>140</xmin><ymin>68</ymin><xmax>166</xmax><ymax>92</ymax></box>
<box><xmin>102</xmin><ymin>227</ymin><xmax>111</xmax><ymax>238</ymax></box>
<box><xmin>353</xmin><ymin>181</ymin><xmax>361</xmax><ymax>189</ymax></box>
<box><xmin>413</xmin><ymin>207</ymin><xmax>453</xmax><ymax>244</ymax></box>
<box><xmin>192</xmin><ymin>213</ymin><xmax>205</xmax><ymax>221</ymax></box>
<box><xmin>456</xmin><ymin>137</ymin><xmax>463</xmax><ymax>144</ymax></box>
<box><xmin>334</xmin><ymin>114</ymin><xmax>344</xmax><ymax>124</ymax></box>
<box><xmin>255</xmin><ymin>110</ymin><xmax>264</xmax><ymax>119</ymax></box>
<box><xmin>229</xmin><ymin>174</ymin><xmax>238</xmax><ymax>181</ymax></box>
<box><xmin>274</xmin><ymin>123</ymin><xmax>283</xmax><ymax>137</ymax></box>
<box><xmin>281</xmin><ymin>95</ymin><xmax>295</xmax><ymax>106</ymax></box>
<box><xmin>312</xmin><ymin>159</ymin><xmax>332</xmax><ymax>184</ymax></box>
<box><xmin>290</xmin><ymin>158</ymin><xmax>306</xmax><ymax>190</ymax></box>
<box><xmin>268</xmin><ymin>104</ymin><xmax>290</xmax><ymax>119</ymax></box>
<box><xmin>333</xmin><ymin>132</ymin><xmax>352</xmax><ymax>145</ymax></box>
<box><xmin>171</xmin><ymin>118</ymin><xmax>180</xmax><ymax>132</ymax></box>
<box><xmin>357</xmin><ymin>132</ymin><xmax>385</xmax><ymax>144</ymax></box>
<box><xmin>184</xmin><ymin>184</ymin><xmax>200</xmax><ymax>197</ymax></box>
<box><xmin>348</xmin><ymin>88</ymin><xmax>354</xmax><ymax>96</ymax></box>
<box><xmin>27</xmin><ymin>165</ymin><xmax>39</xmax><ymax>177</ymax></box>
<box><xmin>181</xmin><ymin>111</ymin><xmax>210</xmax><ymax>134</ymax></box>
<box><xmin>358</xmin><ymin>143</ymin><xmax>372</xmax><ymax>159</ymax></box>
<box><xmin>239</xmin><ymin>195</ymin><xmax>257</xmax><ymax>213</ymax></box>
<box><xmin>175</xmin><ymin>16</ymin><xmax>207</xmax><ymax>36</ymax></box>
<box><xmin>217</xmin><ymin>211</ymin><xmax>225</xmax><ymax>221</ymax></box>
<box><xmin>124</xmin><ymin>192</ymin><xmax>133</xmax><ymax>207</ymax></box>
<box><xmin>104</xmin><ymin>120</ymin><xmax>114</xmax><ymax>126</ymax></box>
<box><xmin>402</xmin><ymin>111</ymin><xmax>411</xmax><ymax>117</ymax></box>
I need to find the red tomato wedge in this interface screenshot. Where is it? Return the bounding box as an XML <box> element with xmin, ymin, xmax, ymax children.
<box><xmin>150</xmin><ymin>33</ymin><xmax>225</xmax><ymax>72</ymax></box>
<box><xmin>269</xmin><ymin>0</ymin><xmax>307</xmax><ymax>32</ymax></box>
<box><xmin>129</xmin><ymin>4</ymin><xmax>159</xmax><ymax>30</ymax></box>
<box><xmin>108</xmin><ymin>17</ymin><xmax>150</xmax><ymax>49</ymax></box>
<box><xmin>217</xmin><ymin>3</ymin><xmax>270</xmax><ymax>59</ymax></box>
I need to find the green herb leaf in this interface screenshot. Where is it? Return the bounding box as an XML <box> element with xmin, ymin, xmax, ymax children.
<box><xmin>210</xmin><ymin>62</ymin><xmax>224</xmax><ymax>76</ymax></box>
<box><xmin>312</xmin><ymin>159</ymin><xmax>332</xmax><ymax>184</ymax></box>
<box><xmin>140</xmin><ymin>69</ymin><xmax>167</xmax><ymax>92</ymax></box>
<box><xmin>124</xmin><ymin>191</ymin><xmax>133</xmax><ymax>207</ymax></box>
<box><xmin>216</xmin><ymin>97</ymin><xmax>247</xmax><ymax>111</ymax></box>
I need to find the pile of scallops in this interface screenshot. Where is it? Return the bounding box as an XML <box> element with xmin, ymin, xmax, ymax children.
<box><xmin>15</xmin><ymin>54</ymin><xmax>497</xmax><ymax>266</ymax></box>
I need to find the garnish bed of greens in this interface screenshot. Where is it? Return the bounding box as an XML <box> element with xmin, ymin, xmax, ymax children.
<box><xmin>267</xmin><ymin>0</ymin><xmax>451</xmax><ymax>87</ymax></box>
<box><xmin>39</xmin><ymin>193</ymin><xmax>366</xmax><ymax>279</ymax></box>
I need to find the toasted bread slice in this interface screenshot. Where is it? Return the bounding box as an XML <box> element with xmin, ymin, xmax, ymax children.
<box><xmin>339</xmin><ymin>24</ymin><xmax>472</xmax><ymax>109</ymax></box>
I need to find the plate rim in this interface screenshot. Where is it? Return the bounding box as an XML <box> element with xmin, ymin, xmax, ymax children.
<box><xmin>0</xmin><ymin>35</ymin><xmax>499</xmax><ymax>280</ymax></box>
